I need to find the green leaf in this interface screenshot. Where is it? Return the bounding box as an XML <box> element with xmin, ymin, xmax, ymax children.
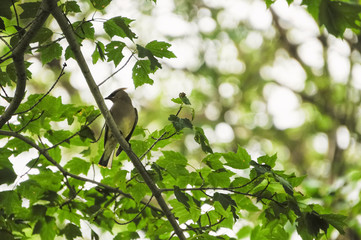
<box><xmin>145</xmin><ymin>40</ymin><xmax>176</xmax><ymax>59</ymax></box>
<box><xmin>157</xmin><ymin>151</ymin><xmax>189</xmax><ymax>179</ymax></box>
<box><xmin>0</xmin><ymin>149</ymin><xmax>16</xmax><ymax>184</ymax></box>
<box><xmin>60</xmin><ymin>223</ymin><xmax>82</xmax><ymax>240</ymax></box>
<box><xmin>92</xmin><ymin>41</ymin><xmax>105</xmax><ymax>64</ymax></box>
<box><xmin>0</xmin><ymin>191</ymin><xmax>21</xmax><ymax>215</ymax></box>
<box><xmin>34</xmin><ymin>216</ymin><xmax>57</xmax><ymax>240</ymax></box>
<box><xmin>19</xmin><ymin>2</ymin><xmax>42</xmax><ymax>19</ymax></box>
<box><xmin>320</xmin><ymin>214</ymin><xmax>347</xmax><ymax>234</ymax></box>
<box><xmin>64</xmin><ymin>157</ymin><xmax>91</xmax><ymax>175</ymax></box>
<box><xmin>0</xmin><ymin>166</ymin><xmax>16</xmax><ymax>185</ymax></box>
<box><xmin>174</xmin><ymin>186</ymin><xmax>190</xmax><ymax>210</ymax></box>
<box><xmin>319</xmin><ymin>0</ymin><xmax>361</xmax><ymax>37</ymax></box>
<box><xmin>168</xmin><ymin>114</ymin><xmax>193</xmax><ymax>132</ymax></box>
<box><xmin>202</xmin><ymin>153</ymin><xmax>223</xmax><ymax>170</ymax></box>
<box><xmin>250</xmin><ymin>160</ymin><xmax>272</xmax><ymax>175</ymax></box>
<box><xmin>0</xmin><ymin>0</ymin><xmax>13</xmax><ymax>19</ymax></box>
<box><xmin>137</xmin><ymin>44</ymin><xmax>161</xmax><ymax>70</ymax></box>
<box><xmin>29</xmin><ymin>170</ymin><xmax>63</xmax><ymax>192</ymax></box>
<box><xmin>63</xmin><ymin>1</ymin><xmax>81</xmax><ymax>13</ymax></box>
<box><xmin>257</xmin><ymin>154</ymin><xmax>277</xmax><ymax>168</ymax></box>
<box><xmin>194</xmin><ymin>127</ymin><xmax>213</xmax><ymax>153</ymax></box>
<box><xmin>65</xmin><ymin>46</ymin><xmax>75</xmax><ymax>60</ymax></box>
<box><xmin>301</xmin><ymin>0</ymin><xmax>322</xmax><ymax>20</ymax></box>
<box><xmin>18</xmin><ymin>179</ymin><xmax>43</xmax><ymax>204</ymax></box>
<box><xmin>179</xmin><ymin>92</ymin><xmax>191</xmax><ymax>105</ymax></box>
<box><xmin>73</xmin><ymin>21</ymin><xmax>95</xmax><ymax>41</ymax></box>
<box><xmin>213</xmin><ymin>192</ymin><xmax>237</xmax><ymax>210</ymax></box>
<box><xmin>223</xmin><ymin>146</ymin><xmax>251</xmax><ymax>169</ymax></box>
<box><xmin>286</xmin><ymin>173</ymin><xmax>306</xmax><ymax>187</ymax></box>
<box><xmin>114</xmin><ymin>232</ymin><xmax>140</xmax><ymax>240</ymax></box>
<box><xmin>0</xmin><ymin>68</ymin><xmax>11</xmax><ymax>86</ymax></box>
<box><xmin>161</xmin><ymin>151</ymin><xmax>187</xmax><ymax>165</ymax></box>
<box><xmin>45</xmin><ymin>130</ymin><xmax>72</xmax><ymax>146</ymax></box>
<box><xmin>132</xmin><ymin>60</ymin><xmax>155</xmax><ymax>88</ymax></box>
<box><xmin>234</xmin><ymin>195</ymin><xmax>259</xmax><ymax>212</ymax></box>
<box><xmin>31</xmin><ymin>27</ymin><xmax>53</xmax><ymax>44</ymax></box>
<box><xmin>128</xmin><ymin>183</ymin><xmax>149</xmax><ymax>203</ymax></box>
<box><xmin>103</xmin><ymin>17</ymin><xmax>136</xmax><ymax>40</ymax></box>
<box><xmin>90</xmin><ymin>0</ymin><xmax>111</xmax><ymax>10</ymax></box>
<box><xmin>105</xmin><ymin>41</ymin><xmax>125</xmax><ymax>66</ymax></box>
<box><xmin>264</xmin><ymin>0</ymin><xmax>275</xmax><ymax>8</ymax></box>
<box><xmin>6</xmin><ymin>62</ymin><xmax>16</xmax><ymax>81</ymax></box>
<box><xmin>6</xmin><ymin>138</ymin><xmax>32</xmax><ymax>156</ymax></box>
<box><xmin>169</xmin><ymin>199</ymin><xmax>191</xmax><ymax>224</ymax></box>
<box><xmin>274</xmin><ymin>174</ymin><xmax>294</xmax><ymax>196</ymax></box>
<box><xmin>78</xmin><ymin>126</ymin><xmax>96</xmax><ymax>141</ymax></box>
<box><xmin>237</xmin><ymin>225</ymin><xmax>252</xmax><ymax>239</ymax></box>
<box><xmin>91</xmin><ymin>230</ymin><xmax>99</xmax><ymax>240</ymax></box>
<box><xmin>38</xmin><ymin>42</ymin><xmax>63</xmax><ymax>65</ymax></box>
<box><xmin>208</xmin><ymin>170</ymin><xmax>233</xmax><ymax>187</ymax></box>
<box><xmin>171</xmin><ymin>98</ymin><xmax>183</xmax><ymax>104</ymax></box>
<box><xmin>306</xmin><ymin>211</ymin><xmax>329</xmax><ymax>236</ymax></box>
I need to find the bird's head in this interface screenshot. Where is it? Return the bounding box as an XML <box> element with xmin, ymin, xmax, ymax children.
<box><xmin>105</xmin><ymin>88</ymin><xmax>129</xmax><ymax>102</ymax></box>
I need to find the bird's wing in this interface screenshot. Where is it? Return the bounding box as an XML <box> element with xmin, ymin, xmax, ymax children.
<box><xmin>103</xmin><ymin>124</ymin><xmax>109</xmax><ymax>147</ymax></box>
<box><xmin>125</xmin><ymin>107</ymin><xmax>138</xmax><ymax>141</ymax></box>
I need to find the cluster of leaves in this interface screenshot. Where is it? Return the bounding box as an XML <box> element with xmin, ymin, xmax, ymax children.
<box><xmin>0</xmin><ymin>0</ymin><xmax>351</xmax><ymax>239</ymax></box>
<box><xmin>0</xmin><ymin>93</ymin><xmax>347</xmax><ymax>239</ymax></box>
<box><xmin>265</xmin><ymin>0</ymin><xmax>361</xmax><ymax>37</ymax></box>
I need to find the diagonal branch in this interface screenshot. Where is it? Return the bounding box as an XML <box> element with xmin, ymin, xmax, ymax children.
<box><xmin>46</xmin><ymin>1</ymin><xmax>186</xmax><ymax>239</ymax></box>
<box><xmin>0</xmin><ymin>1</ymin><xmax>50</xmax><ymax>129</ymax></box>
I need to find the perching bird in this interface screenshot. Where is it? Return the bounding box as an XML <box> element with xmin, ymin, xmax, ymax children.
<box><xmin>98</xmin><ymin>88</ymin><xmax>138</xmax><ymax>168</ymax></box>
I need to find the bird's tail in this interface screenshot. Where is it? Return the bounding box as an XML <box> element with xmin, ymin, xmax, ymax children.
<box><xmin>98</xmin><ymin>149</ymin><xmax>114</xmax><ymax>168</ymax></box>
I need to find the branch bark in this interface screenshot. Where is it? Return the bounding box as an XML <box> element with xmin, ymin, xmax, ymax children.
<box><xmin>0</xmin><ymin>1</ymin><xmax>50</xmax><ymax>128</ymax></box>
<box><xmin>46</xmin><ymin>0</ymin><xmax>186</xmax><ymax>238</ymax></box>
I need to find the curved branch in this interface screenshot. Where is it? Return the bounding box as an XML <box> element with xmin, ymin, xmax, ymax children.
<box><xmin>46</xmin><ymin>1</ymin><xmax>186</xmax><ymax>239</ymax></box>
<box><xmin>0</xmin><ymin>1</ymin><xmax>50</xmax><ymax>128</ymax></box>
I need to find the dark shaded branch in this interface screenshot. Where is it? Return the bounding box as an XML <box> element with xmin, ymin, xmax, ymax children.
<box><xmin>0</xmin><ymin>1</ymin><xmax>51</xmax><ymax>128</ymax></box>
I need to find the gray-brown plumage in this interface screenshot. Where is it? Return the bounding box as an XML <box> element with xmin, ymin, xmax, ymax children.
<box><xmin>98</xmin><ymin>88</ymin><xmax>138</xmax><ymax>168</ymax></box>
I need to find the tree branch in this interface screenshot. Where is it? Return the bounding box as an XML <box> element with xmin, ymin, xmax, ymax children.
<box><xmin>46</xmin><ymin>1</ymin><xmax>186</xmax><ymax>239</ymax></box>
<box><xmin>0</xmin><ymin>1</ymin><xmax>51</xmax><ymax>129</ymax></box>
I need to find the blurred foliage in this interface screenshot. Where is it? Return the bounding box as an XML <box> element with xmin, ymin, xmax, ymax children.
<box><xmin>1</xmin><ymin>0</ymin><xmax>360</xmax><ymax>239</ymax></box>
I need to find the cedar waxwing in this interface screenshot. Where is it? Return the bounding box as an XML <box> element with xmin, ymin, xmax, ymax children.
<box><xmin>98</xmin><ymin>88</ymin><xmax>138</xmax><ymax>168</ymax></box>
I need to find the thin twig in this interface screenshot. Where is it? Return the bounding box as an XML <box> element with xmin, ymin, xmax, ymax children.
<box><xmin>15</xmin><ymin>63</ymin><xmax>67</xmax><ymax>115</ymax></box>
<box><xmin>11</xmin><ymin>0</ymin><xmax>20</xmax><ymax>28</ymax></box>
<box><xmin>16</xmin><ymin>111</ymin><xmax>44</xmax><ymax>133</ymax></box>
<box><xmin>97</xmin><ymin>53</ymin><xmax>134</xmax><ymax>87</ymax></box>
<box><xmin>46</xmin><ymin>113</ymin><xmax>100</xmax><ymax>150</ymax></box>
<box><xmin>140</xmin><ymin>105</ymin><xmax>184</xmax><ymax>159</ymax></box>
<box><xmin>185</xmin><ymin>216</ymin><xmax>225</xmax><ymax>233</ymax></box>
<box><xmin>114</xmin><ymin>194</ymin><xmax>155</xmax><ymax>225</ymax></box>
